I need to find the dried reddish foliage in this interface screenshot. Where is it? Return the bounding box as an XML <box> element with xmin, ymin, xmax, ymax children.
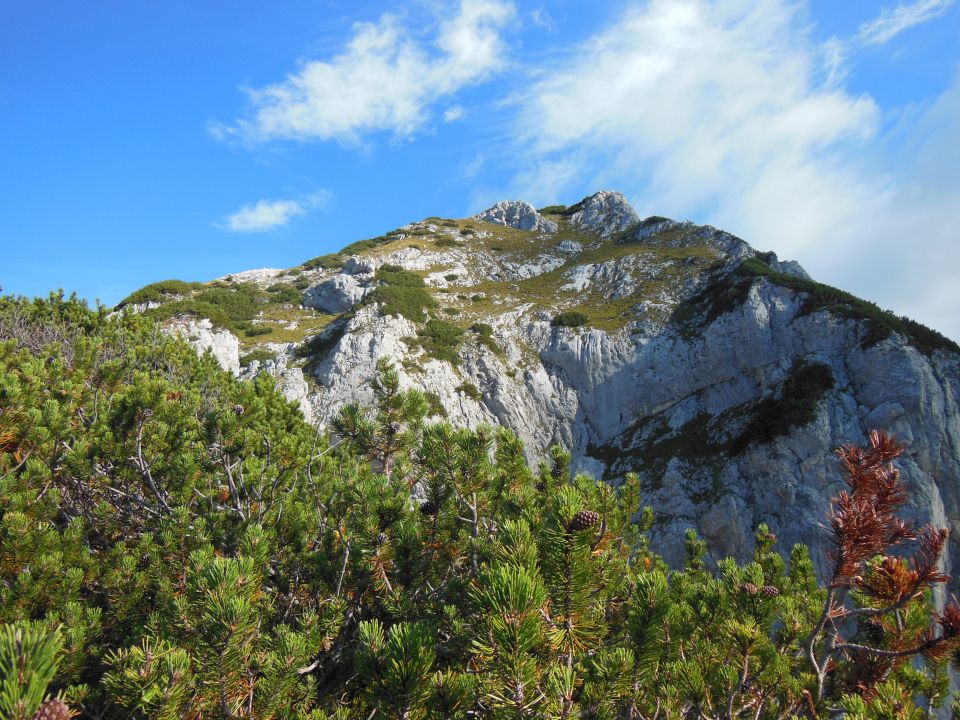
<box><xmin>828</xmin><ymin>430</ymin><xmax>915</xmax><ymax>583</ymax></box>
<box><xmin>822</xmin><ymin>431</ymin><xmax>960</xmax><ymax>682</ymax></box>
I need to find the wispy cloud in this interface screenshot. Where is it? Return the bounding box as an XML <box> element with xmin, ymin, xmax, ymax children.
<box><xmin>221</xmin><ymin>191</ymin><xmax>332</xmax><ymax>232</ymax></box>
<box><xmin>444</xmin><ymin>105</ymin><xmax>465</xmax><ymax>122</ymax></box>
<box><xmin>506</xmin><ymin>0</ymin><xmax>960</xmax><ymax>339</ymax></box>
<box><xmin>857</xmin><ymin>0</ymin><xmax>955</xmax><ymax>45</ymax></box>
<box><xmin>530</xmin><ymin>8</ymin><xmax>556</xmax><ymax>31</ymax></box>
<box><xmin>819</xmin><ymin>36</ymin><xmax>848</xmax><ymax>87</ymax></box>
<box><xmin>219</xmin><ymin>0</ymin><xmax>514</xmax><ymax>145</ymax></box>
<box><xmin>512</xmin><ymin>0</ymin><xmax>879</xmax><ymax>258</ymax></box>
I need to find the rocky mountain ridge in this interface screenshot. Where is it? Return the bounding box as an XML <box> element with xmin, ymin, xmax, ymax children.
<box><xmin>119</xmin><ymin>190</ymin><xmax>960</xmax><ymax>576</ymax></box>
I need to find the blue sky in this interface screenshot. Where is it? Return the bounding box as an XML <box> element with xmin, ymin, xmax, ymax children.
<box><xmin>2</xmin><ymin>0</ymin><xmax>959</xmax><ymax>338</ymax></box>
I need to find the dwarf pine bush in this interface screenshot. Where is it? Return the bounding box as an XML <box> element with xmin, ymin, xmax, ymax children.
<box><xmin>1</xmin><ymin>293</ymin><xmax>959</xmax><ymax>719</ymax></box>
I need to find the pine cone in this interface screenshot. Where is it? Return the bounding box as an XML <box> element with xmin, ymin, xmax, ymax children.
<box><xmin>861</xmin><ymin>617</ymin><xmax>885</xmax><ymax>645</ymax></box>
<box><xmin>741</xmin><ymin>582</ymin><xmax>759</xmax><ymax>596</ymax></box>
<box><xmin>233</xmin><ymin>404</ymin><xmax>245</xmax><ymax>416</ymax></box>
<box><xmin>33</xmin><ymin>699</ymin><xmax>73</xmax><ymax>720</ymax></box>
<box><xmin>761</xmin><ymin>585</ymin><xmax>780</xmax><ymax>598</ymax></box>
<box><xmin>567</xmin><ymin>510</ymin><xmax>600</xmax><ymax>533</ymax></box>
<box><xmin>419</xmin><ymin>499</ymin><xmax>439</xmax><ymax>516</ymax></box>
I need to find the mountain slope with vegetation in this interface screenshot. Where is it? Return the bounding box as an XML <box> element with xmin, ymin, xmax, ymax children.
<box><xmin>3</xmin><ymin>294</ymin><xmax>960</xmax><ymax>719</ymax></box>
<box><xmin>114</xmin><ymin>191</ymin><xmax>960</xmax><ymax>581</ymax></box>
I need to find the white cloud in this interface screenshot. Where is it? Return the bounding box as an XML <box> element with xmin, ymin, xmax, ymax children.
<box><xmin>832</xmin><ymin>70</ymin><xmax>960</xmax><ymax>337</ymax></box>
<box><xmin>461</xmin><ymin>152</ymin><xmax>486</xmax><ymax>178</ymax></box>
<box><xmin>223</xmin><ymin>0</ymin><xmax>514</xmax><ymax>145</ymax></box>
<box><xmin>444</xmin><ymin>105</ymin><xmax>465</xmax><ymax>122</ymax></box>
<box><xmin>221</xmin><ymin>191</ymin><xmax>331</xmax><ymax>232</ymax></box>
<box><xmin>509</xmin><ymin>0</ymin><xmax>960</xmax><ymax>339</ymax></box>
<box><xmin>530</xmin><ymin>8</ymin><xmax>557</xmax><ymax>31</ymax></box>
<box><xmin>515</xmin><ymin>0</ymin><xmax>880</xmax><ymax>257</ymax></box>
<box><xmin>819</xmin><ymin>36</ymin><xmax>848</xmax><ymax>87</ymax></box>
<box><xmin>857</xmin><ymin>0</ymin><xmax>955</xmax><ymax>45</ymax></box>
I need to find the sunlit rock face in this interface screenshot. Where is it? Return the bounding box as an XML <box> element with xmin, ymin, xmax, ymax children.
<box><xmin>157</xmin><ymin>190</ymin><xmax>960</xmax><ymax>580</ymax></box>
<box><xmin>166</xmin><ymin>317</ymin><xmax>240</xmax><ymax>376</ymax></box>
<box><xmin>475</xmin><ymin>200</ymin><xmax>558</xmax><ymax>233</ymax></box>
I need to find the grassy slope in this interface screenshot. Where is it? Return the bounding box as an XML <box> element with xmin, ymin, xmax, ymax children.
<box><xmin>119</xmin><ymin>212</ymin><xmax>956</xmax><ymax>370</ymax></box>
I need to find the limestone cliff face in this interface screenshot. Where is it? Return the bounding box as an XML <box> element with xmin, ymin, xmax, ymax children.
<box><xmin>151</xmin><ymin>190</ymin><xmax>960</xmax><ymax>577</ymax></box>
<box><xmin>166</xmin><ymin>317</ymin><xmax>240</xmax><ymax>376</ymax></box>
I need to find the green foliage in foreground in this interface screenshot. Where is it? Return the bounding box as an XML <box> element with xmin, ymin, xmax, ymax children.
<box><xmin>2</xmin><ymin>293</ymin><xmax>960</xmax><ymax>719</ymax></box>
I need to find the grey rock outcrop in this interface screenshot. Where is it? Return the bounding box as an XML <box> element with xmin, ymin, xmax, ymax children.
<box><xmin>303</xmin><ymin>273</ymin><xmax>370</xmax><ymax>314</ymax></box>
<box><xmin>288</xmin><ymin>226</ymin><xmax>958</xmax><ymax>579</ymax></box>
<box><xmin>475</xmin><ymin>200</ymin><xmax>558</xmax><ymax>233</ymax></box>
<box><xmin>166</xmin><ymin>317</ymin><xmax>240</xmax><ymax>375</ymax></box>
<box><xmin>160</xmin><ymin>189</ymin><xmax>958</xmax><ymax>585</ymax></box>
<box><xmin>567</xmin><ymin>190</ymin><xmax>641</xmax><ymax>237</ymax></box>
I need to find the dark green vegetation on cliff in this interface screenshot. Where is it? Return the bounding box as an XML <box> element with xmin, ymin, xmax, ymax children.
<box><xmin>679</xmin><ymin>256</ymin><xmax>959</xmax><ymax>357</ymax></box>
<box><xmin>2</xmin><ymin>294</ymin><xmax>960</xmax><ymax>719</ymax></box>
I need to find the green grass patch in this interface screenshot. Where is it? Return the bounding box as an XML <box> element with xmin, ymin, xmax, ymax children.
<box><xmin>240</xmin><ymin>348</ymin><xmax>277</xmax><ymax>367</ymax></box>
<box><xmin>365</xmin><ymin>265</ymin><xmax>437</xmax><ymax>321</ymax></box>
<box><xmin>453</xmin><ymin>217</ymin><xmax>719</xmax><ymax>332</ymax></box>
<box><xmin>470</xmin><ymin>322</ymin><xmax>503</xmax><ymax>356</ymax></box>
<box><xmin>553</xmin><ymin>311</ymin><xmax>589</xmax><ymax>327</ymax></box>
<box><xmin>148</xmin><ymin>282</ymin><xmax>269</xmax><ymax>334</ymax></box>
<box><xmin>417</xmin><ymin>318</ymin><xmax>464</xmax><ymax>363</ymax></box>
<box><xmin>376</xmin><ymin>265</ymin><xmax>424</xmax><ymax>286</ymax></box>
<box><xmin>338</xmin><ymin>232</ymin><xmax>402</xmax><ymax>256</ymax></box>
<box><xmin>118</xmin><ymin>279</ymin><xmax>202</xmax><ymax>308</ymax></box>
<box><xmin>539</xmin><ymin>205</ymin><xmax>568</xmax><ymax>215</ymax></box>
<box><xmin>455</xmin><ymin>381</ymin><xmax>481</xmax><ymax>401</ymax></box>
<box><xmin>300</xmin><ymin>253</ymin><xmax>344</xmax><ymax>271</ymax></box>
<box><xmin>266</xmin><ymin>284</ymin><xmax>304</xmax><ymax>305</ymax></box>
<box><xmin>237</xmin><ymin>305</ymin><xmax>335</xmax><ymax>347</ymax></box>
<box><xmin>369</xmin><ymin>284</ymin><xmax>436</xmax><ymax>321</ymax></box>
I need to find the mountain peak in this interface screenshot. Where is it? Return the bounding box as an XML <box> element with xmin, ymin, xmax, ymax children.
<box><xmin>474</xmin><ymin>200</ymin><xmax>557</xmax><ymax>233</ymax></box>
<box><xmin>565</xmin><ymin>190</ymin><xmax>640</xmax><ymax>237</ymax></box>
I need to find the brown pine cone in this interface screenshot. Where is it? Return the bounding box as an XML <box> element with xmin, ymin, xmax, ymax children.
<box><xmin>33</xmin><ymin>699</ymin><xmax>73</xmax><ymax>720</ymax></box>
<box><xmin>741</xmin><ymin>582</ymin><xmax>759</xmax><ymax>596</ymax></box>
<box><xmin>761</xmin><ymin>585</ymin><xmax>780</xmax><ymax>598</ymax></box>
<box><xmin>419</xmin><ymin>498</ymin><xmax>440</xmax><ymax>516</ymax></box>
<box><xmin>567</xmin><ymin>510</ymin><xmax>600</xmax><ymax>533</ymax></box>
